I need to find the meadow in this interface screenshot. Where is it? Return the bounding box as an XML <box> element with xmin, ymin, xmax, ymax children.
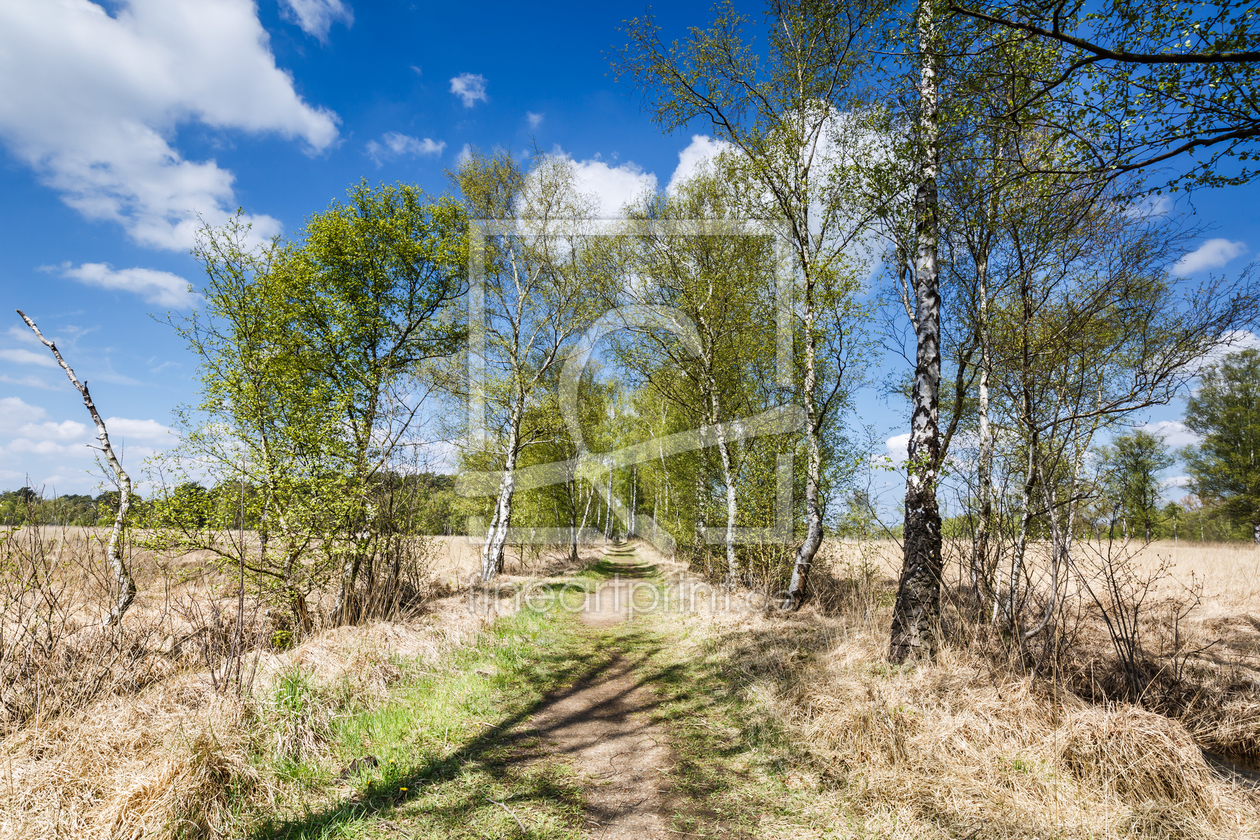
<box><xmin>1</xmin><ymin>529</ymin><xmax>1257</xmax><ymax>838</ymax></box>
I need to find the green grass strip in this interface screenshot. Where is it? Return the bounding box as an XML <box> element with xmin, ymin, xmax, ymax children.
<box><xmin>251</xmin><ymin>603</ymin><xmax>607</xmax><ymax>839</ymax></box>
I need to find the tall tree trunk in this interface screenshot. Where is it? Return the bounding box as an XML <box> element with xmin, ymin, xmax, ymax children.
<box><xmin>481</xmin><ymin>398</ymin><xmax>524</xmax><ymax>582</ymax></box>
<box><xmin>1006</xmin><ymin>436</ymin><xmax>1037</xmax><ymax>626</ymax></box>
<box><xmin>575</xmin><ymin>481</ymin><xmax>594</xmax><ymax>560</ymax></box>
<box><xmin>695</xmin><ymin>469</ymin><xmax>707</xmax><ymax>560</ymax></box>
<box><xmin>971</xmin><ymin>247</ymin><xmax>995</xmax><ymax>613</ymax></box>
<box><xmin>889</xmin><ymin>0</ymin><xmax>943</xmax><ymax>662</ymax></box>
<box><xmin>604</xmin><ymin>466</ymin><xmax>614</xmax><ymax>540</ymax></box>
<box><xmin>630</xmin><ymin>467</ymin><xmax>637</xmax><ymax>537</ymax></box>
<box><xmin>784</xmin><ymin>252</ymin><xmax>823</xmax><ymax>607</ymax></box>
<box><xmin>707</xmin><ymin>379</ymin><xmax>740</xmax><ymax>586</ymax></box>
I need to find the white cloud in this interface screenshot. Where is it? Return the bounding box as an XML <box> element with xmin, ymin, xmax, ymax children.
<box><xmin>102</xmin><ymin>416</ymin><xmax>172</xmax><ymax>440</ymax></box>
<box><xmin>1141</xmin><ymin>420</ymin><xmax>1202</xmax><ymax>448</ymax></box>
<box><xmin>365</xmin><ymin>132</ymin><xmax>445</xmax><ymax>166</ymax></box>
<box><xmin>1174</xmin><ymin>238</ymin><xmax>1247</xmax><ymax>275</ymax></box>
<box><xmin>456</xmin><ymin>143</ymin><xmax>473</xmax><ymax>167</ymax></box>
<box><xmin>0</xmin><ymin>399</ymin><xmax>174</xmax><ymax>493</ymax></box>
<box><xmin>18</xmin><ymin>420</ymin><xmax>87</xmax><ymax>441</ymax></box>
<box><xmin>0</xmin><ymin>374</ymin><xmax>56</xmax><ymax>389</ymax></box>
<box><xmin>886</xmin><ymin>433</ymin><xmax>910</xmax><ymax>463</ymax></box>
<box><xmin>0</xmin><ymin>396</ymin><xmax>48</xmax><ymax>431</ymax></box>
<box><xmin>279</xmin><ymin>0</ymin><xmax>352</xmax><ymax>41</ymax></box>
<box><xmin>5</xmin><ymin>324</ymin><xmax>41</xmax><ymax>345</ymax></box>
<box><xmin>450</xmin><ymin>73</ymin><xmax>488</xmax><ymax>108</ymax></box>
<box><xmin>1188</xmin><ymin>329</ymin><xmax>1260</xmax><ymax>376</ymax></box>
<box><xmin>8</xmin><ymin>438</ymin><xmax>92</xmax><ymax>456</ymax></box>
<box><xmin>565</xmin><ymin>156</ymin><xmax>657</xmax><ymax>217</ymax></box>
<box><xmin>55</xmin><ymin>261</ymin><xmax>194</xmax><ymax>307</ymax></box>
<box><xmin>1127</xmin><ymin>193</ymin><xmax>1174</xmax><ymax>219</ymax></box>
<box><xmin>526</xmin><ymin>111</ymin><xmax>544</xmax><ymax>128</ymax></box>
<box><xmin>667</xmin><ymin>134</ymin><xmax>732</xmax><ymax>195</ymax></box>
<box><xmin>0</xmin><ymin>0</ymin><xmax>340</xmax><ymax>250</ymax></box>
<box><xmin>0</xmin><ymin>348</ymin><xmax>57</xmax><ymax>369</ymax></box>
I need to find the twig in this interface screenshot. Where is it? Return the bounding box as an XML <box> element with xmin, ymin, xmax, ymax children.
<box><xmin>487</xmin><ymin>796</ymin><xmax>527</xmax><ymax>834</ymax></box>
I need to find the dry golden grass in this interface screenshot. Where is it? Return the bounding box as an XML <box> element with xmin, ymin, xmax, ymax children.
<box><xmin>0</xmin><ymin>532</ymin><xmax>599</xmax><ymax>840</ymax></box>
<box><xmin>425</xmin><ymin>534</ymin><xmax>613</xmax><ymax>583</ymax></box>
<box><xmin>5</xmin><ymin>529</ymin><xmax>1257</xmax><ymax>839</ymax></box>
<box><xmin>656</xmin><ymin>537</ymin><xmax>1260</xmax><ymax>840</ymax></box>
<box><xmin>671</xmin><ymin>610</ymin><xmax>1260</xmax><ymax>838</ymax></box>
<box><xmin>0</xmin><ymin>592</ymin><xmax>489</xmax><ymax>839</ymax></box>
<box><xmin>1131</xmin><ymin>539</ymin><xmax>1260</xmax><ymax>611</ymax></box>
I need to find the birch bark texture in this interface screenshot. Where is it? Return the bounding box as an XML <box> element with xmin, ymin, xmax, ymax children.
<box><xmin>889</xmin><ymin>0</ymin><xmax>944</xmax><ymax>663</ymax></box>
<box><xmin>17</xmin><ymin>309</ymin><xmax>137</xmax><ymax>627</ymax></box>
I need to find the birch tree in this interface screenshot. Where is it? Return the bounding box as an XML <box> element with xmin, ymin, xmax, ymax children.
<box><xmin>619</xmin><ymin>0</ymin><xmax>890</xmax><ymax>605</ymax></box>
<box><xmin>293</xmin><ymin>182</ymin><xmax>466</xmax><ymax>621</ymax></box>
<box><xmin>945</xmin><ymin>0</ymin><xmax>1260</xmax><ymax>190</ymax></box>
<box><xmin>972</xmin><ymin>184</ymin><xmax>1256</xmax><ymax>634</ymax></box>
<box><xmin>456</xmin><ymin>151</ymin><xmax>609</xmax><ymax>582</ymax></box>
<box><xmin>158</xmin><ymin>218</ymin><xmax>353</xmax><ymax>627</ymax></box>
<box><xmin>888</xmin><ymin>0</ymin><xmax>948</xmax><ymax>662</ymax></box>
<box><xmin>617</xmin><ymin>167</ymin><xmax>777</xmax><ymax>585</ymax></box>
<box><xmin>160</xmin><ymin>186</ymin><xmax>465</xmax><ymax>626</ymax></box>
<box><xmin>888</xmin><ymin>0</ymin><xmax>1259</xmax><ymax>652</ymax></box>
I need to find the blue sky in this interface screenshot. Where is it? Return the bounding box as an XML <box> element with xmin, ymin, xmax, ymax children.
<box><xmin>0</xmin><ymin>0</ymin><xmax>1255</xmax><ymax>502</ymax></box>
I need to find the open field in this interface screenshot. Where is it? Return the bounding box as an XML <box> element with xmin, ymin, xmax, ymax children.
<box><xmin>2</xmin><ymin>530</ymin><xmax>1259</xmax><ymax>838</ymax></box>
<box><xmin>631</xmin><ymin>537</ymin><xmax>1260</xmax><ymax>839</ymax></box>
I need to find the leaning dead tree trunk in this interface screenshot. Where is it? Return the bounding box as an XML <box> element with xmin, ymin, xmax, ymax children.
<box><xmin>17</xmin><ymin>309</ymin><xmax>137</xmax><ymax>626</ymax></box>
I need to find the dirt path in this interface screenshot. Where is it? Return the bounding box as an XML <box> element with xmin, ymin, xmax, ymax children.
<box><xmin>518</xmin><ymin>549</ymin><xmax>678</xmax><ymax>839</ymax></box>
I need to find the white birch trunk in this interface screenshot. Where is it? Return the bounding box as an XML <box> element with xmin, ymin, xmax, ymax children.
<box><xmin>630</xmin><ymin>468</ymin><xmax>637</xmax><ymax>537</ymax></box>
<box><xmin>1006</xmin><ymin>437</ymin><xmax>1037</xmax><ymax>625</ymax></box>
<box><xmin>785</xmin><ymin>246</ymin><xmax>823</xmax><ymax>606</ymax></box>
<box><xmin>481</xmin><ymin>401</ymin><xmax>524</xmax><ymax>582</ymax></box>
<box><xmin>972</xmin><ymin>252</ymin><xmax>995</xmax><ymax>611</ymax></box>
<box><xmin>889</xmin><ymin>0</ymin><xmax>943</xmax><ymax>661</ymax></box>
<box><xmin>707</xmin><ymin>384</ymin><xmax>740</xmax><ymax>587</ymax></box>
<box><xmin>604</xmin><ymin>466</ymin><xmax>614</xmax><ymax>540</ymax></box>
<box><xmin>19</xmin><ymin>310</ymin><xmax>137</xmax><ymax>626</ymax></box>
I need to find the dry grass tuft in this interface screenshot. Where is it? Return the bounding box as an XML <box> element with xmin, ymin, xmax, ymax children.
<box><xmin>1054</xmin><ymin>705</ymin><xmax>1219</xmax><ymax>816</ymax></box>
<box><xmin>93</xmin><ymin>700</ymin><xmax>259</xmax><ymax>840</ymax></box>
<box><xmin>0</xmin><ymin>591</ymin><xmax>488</xmax><ymax>839</ymax></box>
<box><xmin>2</xmin><ymin>676</ymin><xmax>255</xmax><ymax>839</ymax></box>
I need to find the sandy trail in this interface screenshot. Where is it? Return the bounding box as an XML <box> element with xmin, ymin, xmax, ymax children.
<box><xmin>519</xmin><ymin>549</ymin><xmax>678</xmax><ymax>839</ymax></box>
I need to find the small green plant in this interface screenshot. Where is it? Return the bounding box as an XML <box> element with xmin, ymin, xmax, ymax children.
<box><xmin>269</xmin><ymin>667</ymin><xmax>329</xmax><ymax>767</ymax></box>
<box><xmin>270</xmin><ymin>628</ymin><xmax>295</xmax><ymax>651</ymax></box>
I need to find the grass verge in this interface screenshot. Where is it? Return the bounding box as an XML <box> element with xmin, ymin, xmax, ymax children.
<box><xmin>251</xmin><ymin>600</ymin><xmax>605</xmax><ymax>839</ymax></box>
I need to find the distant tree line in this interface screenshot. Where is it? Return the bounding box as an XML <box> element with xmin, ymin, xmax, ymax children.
<box><xmin>1</xmin><ymin>474</ymin><xmax>460</xmax><ymax>535</ymax></box>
